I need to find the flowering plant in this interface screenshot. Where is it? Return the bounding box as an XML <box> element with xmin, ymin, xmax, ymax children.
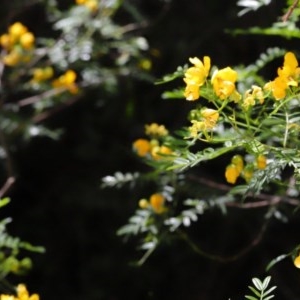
<box><xmin>103</xmin><ymin>0</ymin><xmax>300</xmax><ymax>277</ymax></box>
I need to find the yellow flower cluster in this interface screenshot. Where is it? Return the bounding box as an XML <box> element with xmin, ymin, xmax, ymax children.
<box><xmin>52</xmin><ymin>70</ymin><xmax>78</xmax><ymax>94</ymax></box>
<box><xmin>264</xmin><ymin>52</ymin><xmax>300</xmax><ymax>100</ymax></box>
<box><xmin>0</xmin><ymin>22</ymin><xmax>35</xmax><ymax>66</ymax></box>
<box><xmin>31</xmin><ymin>67</ymin><xmax>54</xmax><ymax>84</ymax></box>
<box><xmin>0</xmin><ymin>284</ymin><xmax>39</xmax><ymax>300</ymax></box>
<box><xmin>183</xmin><ymin>56</ymin><xmax>240</xmax><ymax>101</ymax></box>
<box><xmin>189</xmin><ymin>108</ymin><xmax>219</xmax><ymax>138</ymax></box>
<box><xmin>145</xmin><ymin>123</ymin><xmax>169</xmax><ymax>137</ymax></box>
<box><xmin>132</xmin><ymin>123</ymin><xmax>173</xmax><ymax>160</ymax></box>
<box><xmin>75</xmin><ymin>0</ymin><xmax>99</xmax><ymax>12</ymax></box>
<box><xmin>242</xmin><ymin>85</ymin><xmax>264</xmax><ymax>110</ymax></box>
<box><xmin>139</xmin><ymin>193</ymin><xmax>166</xmax><ymax>214</ymax></box>
<box><xmin>225</xmin><ymin>154</ymin><xmax>267</xmax><ymax>184</ymax></box>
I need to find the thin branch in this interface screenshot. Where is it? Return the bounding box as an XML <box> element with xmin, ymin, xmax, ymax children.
<box><xmin>18</xmin><ymin>87</ymin><xmax>66</xmax><ymax>107</ymax></box>
<box><xmin>282</xmin><ymin>0</ymin><xmax>299</xmax><ymax>22</ymax></box>
<box><xmin>188</xmin><ymin>175</ymin><xmax>300</xmax><ymax>208</ymax></box>
<box><xmin>178</xmin><ymin>220</ymin><xmax>269</xmax><ymax>263</ymax></box>
<box><xmin>0</xmin><ymin>177</ymin><xmax>15</xmax><ymax>198</ymax></box>
<box><xmin>32</xmin><ymin>95</ymin><xmax>80</xmax><ymax>123</ymax></box>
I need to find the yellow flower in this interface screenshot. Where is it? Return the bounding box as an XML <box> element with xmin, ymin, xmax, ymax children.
<box><xmin>132</xmin><ymin>139</ymin><xmax>151</xmax><ymax>157</ymax></box>
<box><xmin>256</xmin><ymin>154</ymin><xmax>267</xmax><ymax>170</ymax></box>
<box><xmin>31</xmin><ymin>67</ymin><xmax>54</xmax><ymax>83</ymax></box>
<box><xmin>151</xmin><ymin>145</ymin><xmax>173</xmax><ymax>160</ymax></box>
<box><xmin>242</xmin><ymin>85</ymin><xmax>264</xmax><ymax>110</ymax></box>
<box><xmin>85</xmin><ymin>0</ymin><xmax>98</xmax><ymax>11</ymax></box>
<box><xmin>20</xmin><ymin>32</ymin><xmax>35</xmax><ymax>49</ymax></box>
<box><xmin>184</xmin><ymin>83</ymin><xmax>200</xmax><ymax>101</ymax></box>
<box><xmin>278</xmin><ymin>52</ymin><xmax>300</xmax><ymax>83</ymax></box>
<box><xmin>16</xmin><ymin>284</ymin><xmax>39</xmax><ymax>300</ymax></box>
<box><xmin>145</xmin><ymin>123</ymin><xmax>168</xmax><ymax>137</ymax></box>
<box><xmin>201</xmin><ymin>108</ymin><xmax>219</xmax><ymax>130</ymax></box>
<box><xmin>0</xmin><ymin>295</ymin><xmax>15</xmax><ymax>300</ymax></box>
<box><xmin>264</xmin><ymin>52</ymin><xmax>300</xmax><ymax>100</ymax></box>
<box><xmin>183</xmin><ymin>56</ymin><xmax>211</xmax><ymax>101</ymax></box>
<box><xmin>76</xmin><ymin>0</ymin><xmax>98</xmax><ymax>11</ymax></box>
<box><xmin>211</xmin><ymin>67</ymin><xmax>240</xmax><ymax>100</ymax></box>
<box><xmin>2</xmin><ymin>49</ymin><xmax>22</xmax><ymax>66</ymax></box>
<box><xmin>188</xmin><ymin>108</ymin><xmax>219</xmax><ymax>138</ymax></box>
<box><xmin>52</xmin><ymin>70</ymin><xmax>78</xmax><ymax>94</ymax></box>
<box><xmin>138</xmin><ymin>58</ymin><xmax>152</xmax><ymax>71</ymax></box>
<box><xmin>264</xmin><ymin>76</ymin><xmax>288</xmax><ymax>100</ymax></box>
<box><xmin>0</xmin><ymin>34</ymin><xmax>12</xmax><ymax>50</ymax></box>
<box><xmin>150</xmin><ymin>193</ymin><xmax>166</xmax><ymax>214</ymax></box>
<box><xmin>138</xmin><ymin>199</ymin><xmax>149</xmax><ymax>209</ymax></box>
<box><xmin>225</xmin><ymin>164</ymin><xmax>240</xmax><ymax>184</ymax></box>
<box><xmin>8</xmin><ymin>22</ymin><xmax>28</xmax><ymax>42</ymax></box>
<box><xmin>231</xmin><ymin>155</ymin><xmax>244</xmax><ymax>173</ymax></box>
<box><xmin>294</xmin><ymin>254</ymin><xmax>300</xmax><ymax>268</ymax></box>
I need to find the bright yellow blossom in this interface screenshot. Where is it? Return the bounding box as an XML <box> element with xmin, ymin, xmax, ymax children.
<box><xmin>201</xmin><ymin>108</ymin><xmax>219</xmax><ymax>130</ymax></box>
<box><xmin>19</xmin><ymin>32</ymin><xmax>35</xmax><ymax>49</ymax></box>
<box><xmin>0</xmin><ymin>22</ymin><xmax>35</xmax><ymax>66</ymax></box>
<box><xmin>225</xmin><ymin>155</ymin><xmax>245</xmax><ymax>184</ymax></box>
<box><xmin>294</xmin><ymin>254</ymin><xmax>300</xmax><ymax>268</ymax></box>
<box><xmin>0</xmin><ymin>34</ymin><xmax>12</xmax><ymax>50</ymax></box>
<box><xmin>32</xmin><ymin>67</ymin><xmax>54</xmax><ymax>83</ymax></box>
<box><xmin>132</xmin><ymin>139</ymin><xmax>151</xmax><ymax>157</ymax></box>
<box><xmin>16</xmin><ymin>284</ymin><xmax>39</xmax><ymax>300</ymax></box>
<box><xmin>256</xmin><ymin>154</ymin><xmax>267</xmax><ymax>170</ymax></box>
<box><xmin>242</xmin><ymin>85</ymin><xmax>264</xmax><ymax>110</ymax></box>
<box><xmin>2</xmin><ymin>50</ymin><xmax>22</xmax><ymax>66</ymax></box>
<box><xmin>184</xmin><ymin>83</ymin><xmax>200</xmax><ymax>101</ymax></box>
<box><xmin>278</xmin><ymin>52</ymin><xmax>300</xmax><ymax>83</ymax></box>
<box><xmin>225</xmin><ymin>164</ymin><xmax>240</xmax><ymax>184</ymax></box>
<box><xmin>76</xmin><ymin>0</ymin><xmax>98</xmax><ymax>11</ymax></box>
<box><xmin>0</xmin><ymin>295</ymin><xmax>14</xmax><ymax>300</ymax></box>
<box><xmin>138</xmin><ymin>199</ymin><xmax>149</xmax><ymax>209</ymax></box>
<box><xmin>188</xmin><ymin>108</ymin><xmax>219</xmax><ymax>138</ymax></box>
<box><xmin>151</xmin><ymin>145</ymin><xmax>173</xmax><ymax>160</ymax></box>
<box><xmin>145</xmin><ymin>123</ymin><xmax>168</xmax><ymax>137</ymax></box>
<box><xmin>8</xmin><ymin>22</ymin><xmax>28</xmax><ymax>41</ymax></box>
<box><xmin>0</xmin><ymin>284</ymin><xmax>39</xmax><ymax>300</ymax></box>
<box><xmin>189</xmin><ymin>120</ymin><xmax>205</xmax><ymax>138</ymax></box>
<box><xmin>211</xmin><ymin>67</ymin><xmax>241</xmax><ymax>101</ymax></box>
<box><xmin>52</xmin><ymin>70</ymin><xmax>78</xmax><ymax>94</ymax></box>
<box><xmin>183</xmin><ymin>56</ymin><xmax>211</xmax><ymax>101</ymax></box>
<box><xmin>264</xmin><ymin>52</ymin><xmax>300</xmax><ymax>100</ymax></box>
<box><xmin>150</xmin><ymin>193</ymin><xmax>166</xmax><ymax>214</ymax></box>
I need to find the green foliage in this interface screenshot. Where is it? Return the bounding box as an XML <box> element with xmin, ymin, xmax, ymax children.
<box><xmin>245</xmin><ymin>276</ymin><xmax>276</xmax><ymax>300</ymax></box>
<box><xmin>0</xmin><ymin>198</ymin><xmax>44</xmax><ymax>279</ymax></box>
<box><xmin>103</xmin><ymin>3</ymin><xmax>300</xmax><ymax>296</ymax></box>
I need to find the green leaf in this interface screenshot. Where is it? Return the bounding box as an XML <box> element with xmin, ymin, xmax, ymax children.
<box><xmin>264</xmin><ymin>286</ymin><xmax>277</xmax><ymax>297</ymax></box>
<box><xmin>266</xmin><ymin>254</ymin><xmax>288</xmax><ymax>271</ymax></box>
<box><xmin>252</xmin><ymin>278</ymin><xmax>263</xmax><ymax>291</ymax></box>
<box><xmin>245</xmin><ymin>296</ymin><xmax>258</xmax><ymax>300</ymax></box>
<box><xmin>261</xmin><ymin>276</ymin><xmax>271</xmax><ymax>290</ymax></box>
<box><xmin>248</xmin><ymin>286</ymin><xmax>261</xmax><ymax>297</ymax></box>
<box><xmin>0</xmin><ymin>198</ymin><xmax>10</xmax><ymax>209</ymax></box>
<box><xmin>263</xmin><ymin>295</ymin><xmax>275</xmax><ymax>300</ymax></box>
<box><xmin>161</xmin><ymin>89</ymin><xmax>184</xmax><ymax>99</ymax></box>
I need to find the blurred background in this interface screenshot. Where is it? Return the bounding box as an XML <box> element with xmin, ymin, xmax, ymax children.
<box><xmin>0</xmin><ymin>0</ymin><xmax>300</xmax><ymax>299</ymax></box>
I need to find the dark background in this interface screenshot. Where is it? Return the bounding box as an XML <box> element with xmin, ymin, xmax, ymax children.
<box><xmin>1</xmin><ymin>0</ymin><xmax>300</xmax><ymax>299</ymax></box>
